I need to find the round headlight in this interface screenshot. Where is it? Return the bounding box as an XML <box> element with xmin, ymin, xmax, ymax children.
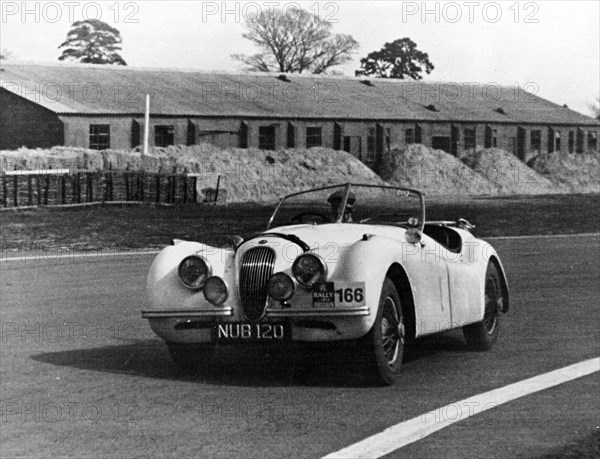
<box><xmin>292</xmin><ymin>253</ymin><xmax>327</xmax><ymax>288</ymax></box>
<box><xmin>268</xmin><ymin>272</ymin><xmax>295</xmax><ymax>301</ymax></box>
<box><xmin>178</xmin><ymin>255</ymin><xmax>211</xmax><ymax>289</ymax></box>
<box><xmin>203</xmin><ymin>276</ymin><xmax>228</xmax><ymax>305</ymax></box>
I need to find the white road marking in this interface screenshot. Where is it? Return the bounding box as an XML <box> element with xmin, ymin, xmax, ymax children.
<box><xmin>323</xmin><ymin>357</ymin><xmax>600</xmax><ymax>459</ymax></box>
<box><xmin>1</xmin><ymin>233</ymin><xmax>597</xmax><ymax>264</ymax></box>
<box><xmin>485</xmin><ymin>232</ymin><xmax>599</xmax><ymax>241</ymax></box>
<box><xmin>0</xmin><ymin>250</ymin><xmax>159</xmax><ymax>263</ymax></box>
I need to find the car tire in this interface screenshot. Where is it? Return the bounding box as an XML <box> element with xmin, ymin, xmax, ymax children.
<box><xmin>463</xmin><ymin>263</ymin><xmax>503</xmax><ymax>351</ymax></box>
<box><xmin>167</xmin><ymin>342</ymin><xmax>216</xmax><ymax>374</ymax></box>
<box><xmin>363</xmin><ymin>277</ymin><xmax>405</xmax><ymax>386</ymax></box>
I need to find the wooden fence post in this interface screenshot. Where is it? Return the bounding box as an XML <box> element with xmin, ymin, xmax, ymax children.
<box><xmin>36</xmin><ymin>175</ymin><xmax>42</xmax><ymax>205</ymax></box>
<box><xmin>13</xmin><ymin>174</ymin><xmax>18</xmax><ymax>207</ymax></box>
<box><xmin>43</xmin><ymin>176</ymin><xmax>49</xmax><ymax>205</ymax></box>
<box><xmin>27</xmin><ymin>176</ymin><xmax>32</xmax><ymax>206</ymax></box>
<box><xmin>107</xmin><ymin>172</ymin><xmax>113</xmax><ymax>202</ymax></box>
<box><xmin>2</xmin><ymin>175</ymin><xmax>7</xmax><ymax>207</ymax></box>
<box><xmin>61</xmin><ymin>175</ymin><xmax>66</xmax><ymax>204</ymax></box>
<box><xmin>155</xmin><ymin>174</ymin><xmax>161</xmax><ymax>203</ymax></box>
<box><xmin>76</xmin><ymin>173</ymin><xmax>81</xmax><ymax>203</ymax></box>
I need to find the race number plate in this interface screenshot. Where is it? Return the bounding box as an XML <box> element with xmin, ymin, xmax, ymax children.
<box><xmin>312</xmin><ymin>282</ymin><xmax>366</xmax><ymax>307</ymax></box>
<box><xmin>213</xmin><ymin>323</ymin><xmax>289</xmax><ymax>342</ymax></box>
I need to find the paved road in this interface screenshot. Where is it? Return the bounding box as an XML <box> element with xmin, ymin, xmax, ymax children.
<box><xmin>1</xmin><ymin>235</ymin><xmax>598</xmax><ymax>458</ymax></box>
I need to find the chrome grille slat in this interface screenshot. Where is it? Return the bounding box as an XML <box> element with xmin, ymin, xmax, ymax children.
<box><xmin>239</xmin><ymin>247</ymin><xmax>275</xmax><ymax>321</ymax></box>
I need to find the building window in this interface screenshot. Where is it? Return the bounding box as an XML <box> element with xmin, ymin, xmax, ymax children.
<box><xmin>405</xmin><ymin>128</ymin><xmax>414</xmax><ymax>145</ymax></box>
<box><xmin>89</xmin><ymin>124</ymin><xmax>110</xmax><ymax>150</ymax></box>
<box><xmin>530</xmin><ymin>130</ymin><xmax>541</xmax><ymax>153</ymax></box>
<box><xmin>306</xmin><ymin>127</ymin><xmax>322</xmax><ymax>148</ymax></box>
<box><xmin>568</xmin><ymin>131</ymin><xmax>574</xmax><ymax>153</ymax></box>
<box><xmin>588</xmin><ymin>131</ymin><xmax>598</xmax><ymax>152</ymax></box>
<box><xmin>509</xmin><ymin>137</ymin><xmax>517</xmax><ymax>155</ymax></box>
<box><xmin>464</xmin><ymin>127</ymin><xmax>476</xmax><ymax>150</ymax></box>
<box><xmin>366</xmin><ymin>127</ymin><xmax>376</xmax><ymax>161</ymax></box>
<box><xmin>259</xmin><ymin>126</ymin><xmax>276</xmax><ymax>150</ymax></box>
<box><xmin>555</xmin><ymin>132</ymin><xmax>561</xmax><ymax>152</ymax></box>
<box><xmin>492</xmin><ymin>129</ymin><xmax>497</xmax><ymax>147</ymax></box>
<box><xmin>155</xmin><ymin>125</ymin><xmax>175</xmax><ymax>147</ymax></box>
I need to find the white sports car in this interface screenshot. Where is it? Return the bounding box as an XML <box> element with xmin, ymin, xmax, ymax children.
<box><xmin>143</xmin><ymin>183</ymin><xmax>509</xmax><ymax>385</ymax></box>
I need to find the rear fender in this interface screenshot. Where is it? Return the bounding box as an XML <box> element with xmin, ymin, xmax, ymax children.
<box><xmin>488</xmin><ymin>253</ymin><xmax>510</xmax><ymax>314</ymax></box>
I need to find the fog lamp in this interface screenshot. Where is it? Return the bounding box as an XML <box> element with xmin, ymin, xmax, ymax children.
<box><xmin>203</xmin><ymin>276</ymin><xmax>228</xmax><ymax>305</ymax></box>
<box><xmin>268</xmin><ymin>272</ymin><xmax>295</xmax><ymax>301</ymax></box>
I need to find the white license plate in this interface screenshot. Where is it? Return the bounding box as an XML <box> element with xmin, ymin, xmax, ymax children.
<box><xmin>213</xmin><ymin>323</ymin><xmax>288</xmax><ymax>341</ymax></box>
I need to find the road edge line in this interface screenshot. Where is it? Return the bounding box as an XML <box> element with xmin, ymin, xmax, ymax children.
<box><xmin>322</xmin><ymin>357</ymin><xmax>600</xmax><ymax>459</ymax></box>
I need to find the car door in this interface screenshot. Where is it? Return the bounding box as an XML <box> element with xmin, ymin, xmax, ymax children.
<box><xmin>440</xmin><ymin>237</ymin><xmax>483</xmax><ymax>327</ymax></box>
<box><xmin>404</xmin><ymin>235</ymin><xmax>452</xmax><ymax>336</ymax></box>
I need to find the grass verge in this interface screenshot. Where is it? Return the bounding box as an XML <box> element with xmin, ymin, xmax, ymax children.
<box><xmin>1</xmin><ymin>194</ymin><xmax>598</xmax><ymax>253</ymax></box>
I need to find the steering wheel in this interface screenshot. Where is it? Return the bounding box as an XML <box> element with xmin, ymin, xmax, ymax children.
<box><xmin>290</xmin><ymin>211</ymin><xmax>330</xmax><ymax>225</ymax></box>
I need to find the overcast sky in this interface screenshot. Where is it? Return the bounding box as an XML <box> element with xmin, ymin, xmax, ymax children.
<box><xmin>1</xmin><ymin>1</ymin><xmax>598</xmax><ymax>115</ymax></box>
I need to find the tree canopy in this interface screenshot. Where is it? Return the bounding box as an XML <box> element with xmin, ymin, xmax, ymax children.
<box><xmin>232</xmin><ymin>7</ymin><xmax>358</xmax><ymax>74</ymax></box>
<box><xmin>58</xmin><ymin>19</ymin><xmax>127</xmax><ymax>65</ymax></box>
<box><xmin>357</xmin><ymin>38</ymin><xmax>433</xmax><ymax>79</ymax></box>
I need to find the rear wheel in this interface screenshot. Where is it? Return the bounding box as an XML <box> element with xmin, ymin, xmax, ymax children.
<box><xmin>463</xmin><ymin>263</ymin><xmax>503</xmax><ymax>350</ymax></box>
<box><xmin>167</xmin><ymin>343</ymin><xmax>216</xmax><ymax>374</ymax></box>
<box><xmin>362</xmin><ymin>277</ymin><xmax>405</xmax><ymax>385</ymax></box>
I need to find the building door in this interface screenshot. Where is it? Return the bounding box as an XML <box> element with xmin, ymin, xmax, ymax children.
<box><xmin>484</xmin><ymin>125</ymin><xmax>492</xmax><ymax>148</ymax></box>
<box><xmin>517</xmin><ymin>127</ymin><xmax>526</xmax><ymax>160</ymax></box>
<box><xmin>432</xmin><ymin>136</ymin><xmax>451</xmax><ymax>153</ymax></box>
<box><xmin>450</xmin><ymin>125</ymin><xmax>459</xmax><ymax>156</ymax></box>
<box><xmin>343</xmin><ymin>136</ymin><xmax>362</xmax><ymax>160</ymax></box>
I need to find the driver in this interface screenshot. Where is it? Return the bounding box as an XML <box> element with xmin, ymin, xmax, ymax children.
<box><xmin>328</xmin><ymin>190</ymin><xmax>355</xmax><ymax>222</ymax></box>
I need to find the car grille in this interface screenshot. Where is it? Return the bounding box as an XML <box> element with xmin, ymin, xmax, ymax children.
<box><xmin>239</xmin><ymin>246</ymin><xmax>275</xmax><ymax>321</ymax></box>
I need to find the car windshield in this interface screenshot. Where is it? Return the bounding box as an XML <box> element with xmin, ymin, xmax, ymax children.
<box><xmin>267</xmin><ymin>184</ymin><xmax>425</xmax><ymax>230</ymax></box>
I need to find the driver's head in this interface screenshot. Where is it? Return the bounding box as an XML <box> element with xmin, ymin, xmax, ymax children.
<box><xmin>327</xmin><ymin>190</ymin><xmax>355</xmax><ymax>222</ymax></box>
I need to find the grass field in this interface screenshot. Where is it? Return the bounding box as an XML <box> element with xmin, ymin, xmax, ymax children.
<box><xmin>1</xmin><ymin>194</ymin><xmax>598</xmax><ymax>254</ymax></box>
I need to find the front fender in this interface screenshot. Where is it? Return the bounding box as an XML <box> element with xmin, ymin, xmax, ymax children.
<box><xmin>332</xmin><ymin>235</ymin><xmax>418</xmax><ymax>332</ymax></box>
<box><xmin>146</xmin><ymin>241</ymin><xmax>234</xmax><ymax>311</ymax></box>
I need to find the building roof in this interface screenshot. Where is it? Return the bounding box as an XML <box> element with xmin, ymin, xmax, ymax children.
<box><xmin>1</xmin><ymin>62</ymin><xmax>598</xmax><ymax>126</ymax></box>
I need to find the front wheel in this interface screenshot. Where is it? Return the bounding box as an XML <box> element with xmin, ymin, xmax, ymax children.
<box><xmin>361</xmin><ymin>277</ymin><xmax>405</xmax><ymax>385</ymax></box>
<box><xmin>463</xmin><ymin>263</ymin><xmax>503</xmax><ymax>350</ymax></box>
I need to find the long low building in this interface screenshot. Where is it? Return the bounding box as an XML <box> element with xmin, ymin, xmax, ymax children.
<box><xmin>1</xmin><ymin>62</ymin><xmax>598</xmax><ymax>168</ymax></box>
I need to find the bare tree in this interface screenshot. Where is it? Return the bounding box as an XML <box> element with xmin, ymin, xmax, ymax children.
<box><xmin>232</xmin><ymin>7</ymin><xmax>358</xmax><ymax>74</ymax></box>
